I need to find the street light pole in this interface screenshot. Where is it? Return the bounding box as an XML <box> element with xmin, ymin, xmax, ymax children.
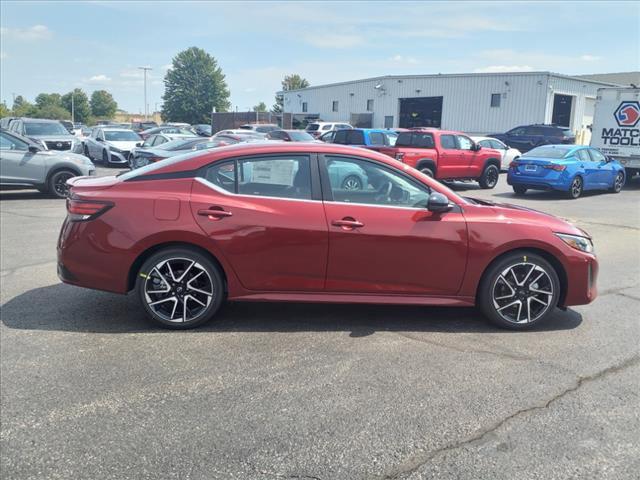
<box><xmin>138</xmin><ymin>66</ymin><xmax>152</xmax><ymax>120</ymax></box>
<box><xmin>71</xmin><ymin>92</ymin><xmax>75</xmax><ymax>123</ymax></box>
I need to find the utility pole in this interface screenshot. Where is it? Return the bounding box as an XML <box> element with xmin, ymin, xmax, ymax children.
<box><xmin>138</xmin><ymin>66</ymin><xmax>152</xmax><ymax>119</ymax></box>
<box><xmin>71</xmin><ymin>92</ymin><xmax>75</xmax><ymax>123</ymax></box>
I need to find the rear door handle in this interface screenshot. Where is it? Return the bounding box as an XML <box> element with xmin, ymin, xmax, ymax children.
<box><xmin>332</xmin><ymin>218</ymin><xmax>364</xmax><ymax>229</ymax></box>
<box><xmin>198</xmin><ymin>208</ymin><xmax>233</xmax><ymax>219</ymax></box>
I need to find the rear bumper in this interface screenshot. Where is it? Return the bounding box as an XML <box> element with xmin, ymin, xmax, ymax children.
<box><xmin>507</xmin><ymin>172</ymin><xmax>569</xmax><ymax>191</ymax></box>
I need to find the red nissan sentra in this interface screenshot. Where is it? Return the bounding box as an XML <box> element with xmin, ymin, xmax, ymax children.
<box><xmin>58</xmin><ymin>143</ymin><xmax>598</xmax><ymax>330</ymax></box>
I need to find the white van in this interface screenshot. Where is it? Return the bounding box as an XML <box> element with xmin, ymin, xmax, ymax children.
<box><xmin>305</xmin><ymin>122</ymin><xmax>352</xmax><ymax>138</ymax></box>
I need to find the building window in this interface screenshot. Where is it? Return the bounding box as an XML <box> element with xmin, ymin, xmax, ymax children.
<box><xmin>384</xmin><ymin>116</ymin><xmax>394</xmax><ymax>128</ymax></box>
<box><xmin>302</xmin><ymin>102</ymin><xmax>307</xmax><ymax>113</ymax></box>
<box><xmin>332</xmin><ymin>101</ymin><xmax>339</xmax><ymax>112</ymax></box>
<box><xmin>491</xmin><ymin>93</ymin><xmax>501</xmax><ymax>108</ymax></box>
<box><xmin>366</xmin><ymin>99</ymin><xmax>374</xmax><ymax>111</ymax></box>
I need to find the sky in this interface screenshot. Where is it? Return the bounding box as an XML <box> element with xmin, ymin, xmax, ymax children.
<box><xmin>0</xmin><ymin>0</ymin><xmax>638</xmax><ymax>114</ymax></box>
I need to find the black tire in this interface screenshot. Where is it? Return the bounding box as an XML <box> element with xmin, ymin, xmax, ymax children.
<box><xmin>84</xmin><ymin>144</ymin><xmax>91</xmax><ymax>159</ymax></box>
<box><xmin>609</xmin><ymin>171</ymin><xmax>624</xmax><ymax>193</ymax></box>
<box><xmin>341</xmin><ymin>175</ymin><xmax>363</xmax><ymax>190</ymax></box>
<box><xmin>513</xmin><ymin>185</ymin><xmax>527</xmax><ymax>195</ymax></box>
<box><xmin>47</xmin><ymin>169</ymin><xmax>75</xmax><ymax>199</ymax></box>
<box><xmin>102</xmin><ymin>149</ymin><xmax>109</xmax><ymax>165</ymax></box>
<box><xmin>479</xmin><ymin>163</ymin><xmax>500</xmax><ymax>189</ymax></box>
<box><xmin>478</xmin><ymin>251</ymin><xmax>560</xmax><ymax>330</ymax></box>
<box><xmin>567</xmin><ymin>176</ymin><xmax>583</xmax><ymax>199</ymax></box>
<box><xmin>420</xmin><ymin>166</ymin><xmax>435</xmax><ymax>178</ymax></box>
<box><xmin>136</xmin><ymin>247</ymin><xmax>225</xmax><ymax>329</ymax></box>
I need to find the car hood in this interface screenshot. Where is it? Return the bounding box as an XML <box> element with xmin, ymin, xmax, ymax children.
<box><xmin>465</xmin><ymin>197</ymin><xmax>587</xmax><ymax>237</ymax></box>
<box><xmin>107</xmin><ymin>141</ymin><xmax>139</xmax><ymax>150</ymax></box>
<box><xmin>29</xmin><ymin>134</ymin><xmax>77</xmax><ymax>142</ymax></box>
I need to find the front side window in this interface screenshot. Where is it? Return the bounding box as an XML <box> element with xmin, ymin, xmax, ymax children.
<box><xmin>457</xmin><ymin>135</ymin><xmax>473</xmax><ymax>150</ymax></box>
<box><xmin>490</xmin><ymin>139</ymin><xmax>506</xmax><ymax>150</ymax></box>
<box><xmin>588</xmin><ymin>149</ymin><xmax>606</xmax><ymax>162</ymax></box>
<box><xmin>509</xmin><ymin>127</ymin><xmax>526</xmax><ymax>136</ymax></box>
<box><xmin>204</xmin><ymin>161</ymin><xmax>236</xmax><ymax>193</ymax></box>
<box><xmin>153</xmin><ymin>136</ymin><xmax>167</xmax><ymax>146</ymax></box>
<box><xmin>0</xmin><ymin>132</ymin><xmax>29</xmax><ymax>151</ymax></box>
<box><xmin>576</xmin><ymin>149</ymin><xmax>591</xmax><ymax>162</ymax></box>
<box><xmin>440</xmin><ymin>134</ymin><xmax>457</xmax><ymax>149</ymax></box>
<box><xmin>325</xmin><ymin>156</ymin><xmax>430</xmax><ymax>208</ymax></box>
<box><xmin>478</xmin><ymin>140</ymin><xmax>493</xmax><ymax>148</ymax></box>
<box><xmin>332</xmin><ymin>101</ymin><xmax>339</xmax><ymax>112</ymax></box>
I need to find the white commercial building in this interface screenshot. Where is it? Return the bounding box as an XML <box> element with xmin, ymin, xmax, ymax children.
<box><xmin>281</xmin><ymin>72</ymin><xmax>618</xmax><ymax>134</ymax></box>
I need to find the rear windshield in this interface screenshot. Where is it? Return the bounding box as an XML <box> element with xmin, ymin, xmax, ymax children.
<box><xmin>305</xmin><ymin>123</ymin><xmax>320</xmax><ymax>132</ymax></box>
<box><xmin>104</xmin><ymin>130</ymin><xmax>141</xmax><ymax>141</ymax></box>
<box><xmin>24</xmin><ymin>122</ymin><xmax>69</xmax><ymax>136</ymax></box>
<box><xmin>158</xmin><ymin>138</ymin><xmax>204</xmax><ymax>151</ymax></box>
<box><xmin>118</xmin><ymin>150</ymin><xmax>207</xmax><ymax>180</ymax></box>
<box><xmin>522</xmin><ymin>145</ymin><xmax>572</xmax><ymax>159</ymax></box>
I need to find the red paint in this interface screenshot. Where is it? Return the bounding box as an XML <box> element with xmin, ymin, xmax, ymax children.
<box><xmin>58</xmin><ymin>143</ymin><xmax>597</xmax><ymax>309</ymax></box>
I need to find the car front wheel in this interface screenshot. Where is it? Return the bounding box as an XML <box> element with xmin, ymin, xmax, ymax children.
<box><xmin>137</xmin><ymin>247</ymin><xmax>225</xmax><ymax>329</ymax></box>
<box><xmin>48</xmin><ymin>169</ymin><xmax>75</xmax><ymax>198</ymax></box>
<box><xmin>610</xmin><ymin>171</ymin><xmax>624</xmax><ymax>193</ymax></box>
<box><xmin>479</xmin><ymin>251</ymin><xmax>560</xmax><ymax>330</ymax></box>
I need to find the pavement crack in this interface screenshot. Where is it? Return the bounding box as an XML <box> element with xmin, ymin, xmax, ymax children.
<box><xmin>614</xmin><ymin>292</ymin><xmax>640</xmax><ymax>302</ymax></box>
<box><xmin>599</xmin><ymin>284</ymin><xmax>639</xmax><ymax>296</ymax></box>
<box><xmin>379</xmin><ymin>354</ymin><xmax>640</xmax><ymax>480</ymax></box>
<box><xmin>579</xmin><ymin>220</ymin><xmax>640</xmax><ymax>232</ymax></box>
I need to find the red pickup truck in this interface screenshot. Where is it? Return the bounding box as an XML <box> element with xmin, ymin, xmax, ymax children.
<box><xmin>378</xmin><ymin>129</ymin><xmax>502</xmax><ymax>189</ymax></box>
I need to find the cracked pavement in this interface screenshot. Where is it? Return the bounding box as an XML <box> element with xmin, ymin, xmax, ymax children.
<box><xmin>1</xmin><ymin>168</ymin><xmax>639</xmax><ymax>479</ymax></box>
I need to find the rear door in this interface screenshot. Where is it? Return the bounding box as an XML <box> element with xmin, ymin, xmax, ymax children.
<box><xmin>190</xmin><ymin>153</ymin><xmax>328</xmax><ymax>292</ymax></box>
<box><xmin>320</xmin><ymin>154</ymin><xmax>467</xmax><ymax>295</ymax></box>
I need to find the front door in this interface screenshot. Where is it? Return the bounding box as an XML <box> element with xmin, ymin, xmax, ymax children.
<box><xmin>320</xmin><ymin>155</ymin><xmax>468</xmax><ymax>295</ymax></box>
<box><xmin>0</xmin><ymin>131</ymin><xmax>44</xmax><ymax>184</ymax></box>
<box><xmin>190</xmin><ymin>153</ymin><xmax>328</xmax><ymax>292</ymax></box>
<box><xmin>438</xmin><ymin>134</ymin><xmax>468</xmax><ymax>178</ymax></box>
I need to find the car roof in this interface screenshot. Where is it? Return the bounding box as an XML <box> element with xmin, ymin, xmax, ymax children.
<box><xmin>21</xmin><ymin>118</ymin><xmax>62</xmax><ymax>123</ymax></box>
<box><xmin>101</xmin><ymin>128</ymin><xmax>134</xmax><ymax>132</ymax></box>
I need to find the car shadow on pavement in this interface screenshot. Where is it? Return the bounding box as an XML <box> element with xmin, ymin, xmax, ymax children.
<box><xmin>0</xmin><ymin>190</ymin><xmax>59</xmax><ymax>201</ymax></box>
<box><xmin>1</xmin><ymin>283</ymin><xmax>583</xmax><ymax>335</ymax></box>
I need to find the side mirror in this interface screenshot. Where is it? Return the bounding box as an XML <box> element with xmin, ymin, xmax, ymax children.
<box><xmin>472</xmin><ymin>143</ymin><xmax>482</xmax><ymax>151</ymax></box>
<box><xmin>28</xmin><ymin>145</ymin><xmax>40</xmax><ymax>153</ymax></box>
<box><xmin>96</xmin><ymin>137</ymin><xmax>103</xmax><ymax>142</ymax></box>
<box><xmin>136</xmin><ymin>142</ymin><xmax>142</xmax><ymax>147</ymax></box>
<box><xmin>427</xmin><ymin>192</ymin><xmax>452</xmax><ymax>213</ymax></box>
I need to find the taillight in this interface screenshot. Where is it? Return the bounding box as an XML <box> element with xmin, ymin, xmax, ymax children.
<box><xmin>66</xmin><ymin>197</ymin><xmax>113</xmax><ymax>221</ymax></box>
<box><xmin>543</xmin><ymin>164</ymin><xmax>566</xmax><ymax>171</ymax></box>
<box><xmin>509</xmin><ymin>161</ymin><xmax>519</xmax><ymax>169</ymax></box>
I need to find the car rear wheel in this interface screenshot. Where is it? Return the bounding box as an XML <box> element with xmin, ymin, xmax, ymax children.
<box><xmin>137</xmin><ymin>248</ymin><xmax>225</xmax><ymax>329</ymax></box>
<box><xmin>610</xmin><ymin>171</ymin><xmax>624</xmax><ymax>193</ymax></box>
<box><xmin>512</xmin><ymin>185</ymin><xmax>527</xmax><ymax>195</ymax></box>
<box><xmin>479</xmin><ymin>164</ymin><xmax>500</xmax><ymax>189</ymax></box>
<box><xmin>567</xmin><ymin>176</ymin><xmax>583</xmax><ymax>199</ymax></box>
<box><xmin>479</xmin><ymin>251</ymin><xmax>560</xmax><ymax>330</ymax></box>
<box><xmin>48</xmin><ymin>169</ymin><xmax>75</xmax><ymax>199</ymax></box>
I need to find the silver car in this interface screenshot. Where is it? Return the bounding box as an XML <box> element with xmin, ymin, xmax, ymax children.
<box><xmin>8</xmin><ymin>118</ymin><xmax>84</xmax><ymax>154</ymax></box>
<box><xmin>0</xmin><ymin>129</ymin><xmax>95</xmax><ymax>198</ymax></box>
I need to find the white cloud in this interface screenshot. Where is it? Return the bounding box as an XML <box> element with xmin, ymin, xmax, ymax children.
<box><xmin>305</xmin><ymin>33</ymin><xmax>365</xmax><ymax>48</ymax></box>
<box><xmin>580</xmin><ymin>54</ymin><xmax>601</xmax><ymax>61</ymax></box>
<box><xmin>0</xmin><ymin>25</ymin><xmax>52</xmax><ymax>41</ymax></box>
<box><xmin>88</xmin><ymin>74</ymin><xmax>112</xmax><ymax>83</ymax></box>
<box><xmin>390</xmin><ymin>55</ymin><xmax>420</xmax><ymax>65</ymax></box>
<box><xmin>120</xmin><ymin>69</ymin><xmax>144</xmax><ymax>78</ymax></box>
<box><xmin>474</xmin><ymin>65</ymin><xmax>534</xmax><ymax>73</ymax></box>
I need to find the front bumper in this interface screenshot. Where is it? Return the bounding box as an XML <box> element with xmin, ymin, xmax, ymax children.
<box><xmin>560</xmin><ymin>250</ymin><xmax>598</xmax><ymax>307</ymax></box>
<box><xmin>108</xmin><ymin>150</ymin><xmax>129</xmax><ymax>164</ymax></box>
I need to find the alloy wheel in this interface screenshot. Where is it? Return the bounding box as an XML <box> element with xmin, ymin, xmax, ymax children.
<box><xmin>144</xmin><ymin>257</ymin><xmax>214</xmax><ymax>323</ymax></box>
<box><xmin>485</xmin><ymin>165</ymin><xmax>499</xmax><ymax>188</ymax></box>
<box><xmin>613</xmin><ymin>172</ymin><xmax>624</xmax><ymax>192</ymax></box>
<box><xmin>53</xmin><ymin>172</ymin><xmax>73</xmax><ymax>198</ymax></box>
<box><xmin>570</xmin><ymin>176</ymin><xmax>582</xmax><ymax>198</ymax></box>
<box><xmin>342</xmin><ymin>176</ymin><xmax>362</xmax><ymax>190</ymax></box>
<box><xmin>491</xmin><ymin>262</ymin><xmax>554</xmax><ymax>324</ymax></box>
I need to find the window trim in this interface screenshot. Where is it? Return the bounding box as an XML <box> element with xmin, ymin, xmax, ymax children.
<box><xmin>490</xmin><ymin>93</ymin><xmax>501</xmax><ymax>108</ymax></box>
<box><xmin>332</xmin><ymin>100</ymin><xmax>339</xmax><ymax>112</ymax></box>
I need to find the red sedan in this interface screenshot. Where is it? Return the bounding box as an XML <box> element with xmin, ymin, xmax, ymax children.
<box><xmin>58</xmin><ymin>143</ymin><xmax>598</xmax><ymax>330</ymax></box>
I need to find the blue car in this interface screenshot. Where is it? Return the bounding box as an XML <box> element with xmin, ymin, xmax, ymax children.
<box><xmin>332</xmin><ymin>128</ymin><xmax>398</xmax><ymax>150</ymax></box>
<box><xmin>507</xmin><ymin>145</ymin><xmax>625</xmax><ymax>199</ymax></box>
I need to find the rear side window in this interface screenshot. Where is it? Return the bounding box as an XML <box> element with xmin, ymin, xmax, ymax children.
<box><xmin>205</xmin><ymin>161</ymin><xmax>236</xmax><ymax>193</ymax></box>
<box><xmin>440</xmin><ymin>135</ymin><xmax>457</xmax><ymax>149</ymax></box>
<box><xmin>238</xmin><ymin>155</ymin><xmax>311</xmax><ymax>200</ymax></box>
<box><xmin>395</xmin><ymin>132</ymin><xmax>413</xmax><ymax>147</ymax></box>
<box><xmin>413</xmin><ymin>133</ymin><xmax>435</xmax><ymax>148</ymax></box>
<box><xmin>333</xmin><ymin>130</ymin><xmax>349</xmax><ymax>144</ymax></box>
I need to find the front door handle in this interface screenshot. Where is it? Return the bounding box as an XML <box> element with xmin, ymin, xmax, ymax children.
<box><xmin>332</xmin><ymin>218</ymin><xmax>364</xmax><ymax>230</ymax></box>
<box><xmin>198</xmin><ymin>208</ymin><xmax>233</xmax><ymax>219</ymax></box>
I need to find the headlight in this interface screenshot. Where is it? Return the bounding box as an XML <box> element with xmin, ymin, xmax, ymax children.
<box><xmin>555</xmin><ymin>233</ymin><xmax>594</xmax><ymax>253</ymax></box>
<box><xmin>109</xmin><ymin>145</ymin><xmax>122</xmax><ymax>153</ymax></box>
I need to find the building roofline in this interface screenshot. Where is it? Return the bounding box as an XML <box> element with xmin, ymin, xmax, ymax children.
<box><xmin>280</xmin><ymin>71</ymin><xmax>619</xmax><ymax>94</ymax></box>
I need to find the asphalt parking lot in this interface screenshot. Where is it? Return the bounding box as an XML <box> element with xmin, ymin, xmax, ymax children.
<box><xmin>1</xmin><ymin>167</ymin><xmax>639</xmax><ymax>480</ymax></box>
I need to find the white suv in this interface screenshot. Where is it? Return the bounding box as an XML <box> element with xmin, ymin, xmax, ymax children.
<box><xmin>305</xmin><ymin>122</ymin><xmax>352</xmax><ymax>138</ymax></box>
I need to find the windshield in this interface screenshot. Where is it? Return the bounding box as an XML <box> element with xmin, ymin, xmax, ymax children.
<box><xmin>24</xmin><ymin>122</ymin><xmax>69</xmax><ymax>136</ymax></box>
<box><xmin>522</xmin><ymin>145</ymin><xmax>572</xmax><ymax>159</ymax></box>
<box><xmin>104</xmin><ymin>130</ymin><xmax>141</xmax><ymax>141</ymax></box>
<box><xmin>289</xmin><ymin>131</ymin><xmax>314</xmax><ymax>141</ymax></box>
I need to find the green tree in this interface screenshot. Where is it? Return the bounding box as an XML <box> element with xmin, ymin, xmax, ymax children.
<box><xmin>61</xmin><ymin>89</ymin><xmax>91</xmax><ymax>123</ymax></box>
<box><xmin>90</xmin><ymin>90</ymin><xmax>117</xmax><ymax>118</ymax></box>
<box><xmin>0</xmin><ymin>101</ymin><xmax>10</xmax><ymax>118</ymax></box>
<box><xmin>12</xmin><ymin>96</ymin><xmax>38</xmax><ymax>117</ymax></box>
<box><xmin>35</xmin><ymin>93</ymin><xmax>62</xmax><ymax>109</ymax></box>
<box><xmin>252</xmin><ymin>102</ymin><xmax>267</xmax><ymax>112</ymax></box>
<box><xmin>36</xmin><ymin>104</ymin><xmax>71</xmax><ymax>120</ymax></box>
<box><xmin>161</xmin><ymin>47</ymin><xmax>231</xmax><ymax>123</ymax></box>
<box><xmin>272</xmin><ymin>74</ymin><xmax>310</xmax><ymax>113</ymax></box>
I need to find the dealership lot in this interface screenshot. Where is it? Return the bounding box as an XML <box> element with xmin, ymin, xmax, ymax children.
<box><xmin>1</xmin><ymin>170</ymin><xmax>639</xmax><ymax>479</ymax></box>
